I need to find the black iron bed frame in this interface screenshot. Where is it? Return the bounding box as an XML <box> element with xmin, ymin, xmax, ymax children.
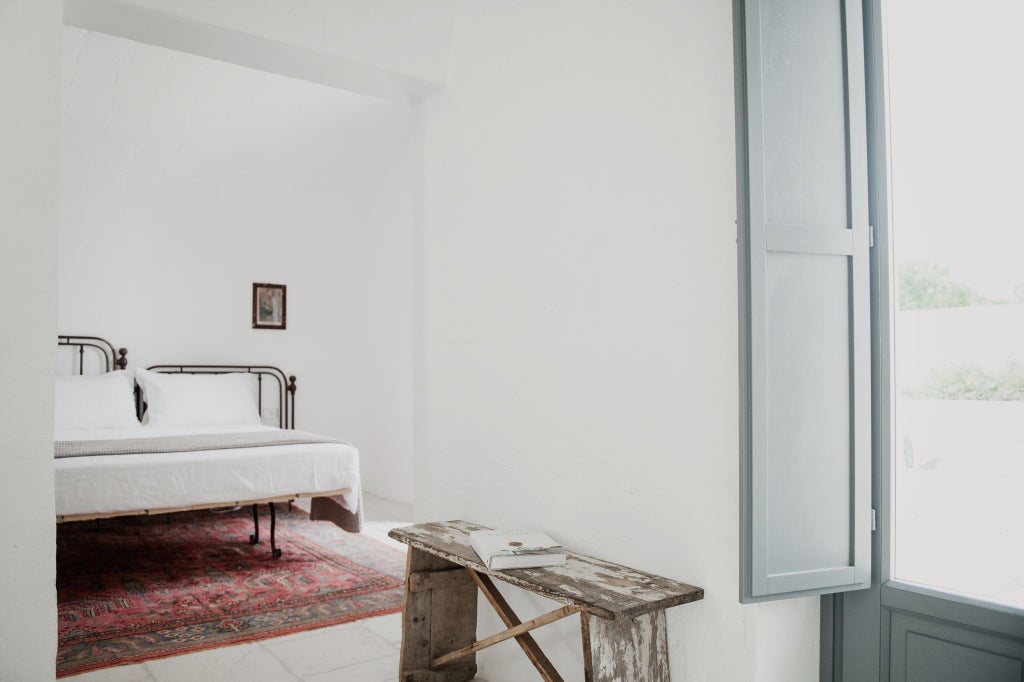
<box><xmin>145</xmin><ymin>364</ymin><xmax>297</xmax><ymax>430</ymax></box>
<box><xmin>58</xmin><ymin>335</ymin><xmax>128</xmax><ymax>374</ymax></box>
<box><xmin>58</xmin><ymin>335</ymin><xmax>304</xmax><ymax>558</ymax></box>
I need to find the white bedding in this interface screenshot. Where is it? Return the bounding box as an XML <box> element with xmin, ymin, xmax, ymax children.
<box><xmin>54</xmin><ymin>423</ymin><xmax>360</xmax><ymax>518</ymax></box>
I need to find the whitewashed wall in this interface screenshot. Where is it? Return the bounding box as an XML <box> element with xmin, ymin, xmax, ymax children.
<box><xmin>59</xmin><ymin>27</ymin><xmax>415</xmax><ymax>503</ymax></box>
<box><xmin>35</xmin><ymin>2</ymin><xmax>826</xmax><ymax>678</ymax></box>
<box><xmin>413</xmin><ymin>1</ymin><xmax>819</xmax><ymax>680</ymax></box>
<box><xmin>119</xmin><ymin>0</ymin><xmax>455</xmax><ymax>84</ymax></box>
<box><xmin>0</xmin><ymin>1</ymin><xmax>61</xmax><ymax>679</ymax></box>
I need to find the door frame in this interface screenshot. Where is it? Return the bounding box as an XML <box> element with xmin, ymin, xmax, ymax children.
<box><xmin>824</xmin><ymin>0</ymin><xmax>1024</xmax><ymax>679</ymax></box>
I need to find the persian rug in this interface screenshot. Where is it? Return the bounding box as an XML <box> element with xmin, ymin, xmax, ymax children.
<box><xmin>56</xmin><ymin>506</ymin><xmax>406</xmax><ymax>677</ymax></box>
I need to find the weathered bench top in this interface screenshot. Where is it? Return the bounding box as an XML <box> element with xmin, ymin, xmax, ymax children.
<box><xmin>388</xmin><ymin>520</ymin><xmax>704</xmax><ymax>621</ymax></box>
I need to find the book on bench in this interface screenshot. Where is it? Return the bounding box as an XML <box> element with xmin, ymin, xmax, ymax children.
<box><xmin>469</xmin><ymin>529</ymin><xmax>567</xmax><ymax>570</ymax></box>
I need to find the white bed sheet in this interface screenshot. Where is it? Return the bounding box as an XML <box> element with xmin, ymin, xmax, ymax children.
<box><xmin>54</xmin><ymin>423</ymin><xmax>360</xmax><ymax>518</ymax></box>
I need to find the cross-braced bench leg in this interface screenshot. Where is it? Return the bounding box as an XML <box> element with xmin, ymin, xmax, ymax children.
<box><xmin>398</xmin><ymin>560</ymin><xmax>579</xmax><ymax>682</ymax></box>
<box><xmin>469</xmin><ymin>571</ymin><xmax>565</xmax><ymax>681</ymax></box>
<box><xmin>399</xmin><ymin>550</ymin><xmax>478</xmax><ymax>681</ymax></box>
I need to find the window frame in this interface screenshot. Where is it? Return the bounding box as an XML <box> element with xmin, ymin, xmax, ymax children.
<box><xmin>826</xmin><ymin>1</ymin><xmax>1024</xmax><ymax>677</ymax></box>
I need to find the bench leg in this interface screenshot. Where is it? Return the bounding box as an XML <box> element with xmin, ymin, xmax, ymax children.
<box><xmin>469</xmin><ymin>571</ymin><xmax>564</xmax><ymax>681</ymax></box>
<box><xmin>399</xmin><ymin>548</ymin><xmax>478</xmax><ymax>682</ymax></box>
<box><xmin>582</xmin><ymin>610</ymin><xmax>670</xmax><ymax>682</ymax></box>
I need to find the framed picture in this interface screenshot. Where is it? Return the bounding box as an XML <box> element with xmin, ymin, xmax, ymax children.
<box><xmin>252</xmin><ymin>283</ymin><xmax>286</xmax><ymax>330</ymax></box>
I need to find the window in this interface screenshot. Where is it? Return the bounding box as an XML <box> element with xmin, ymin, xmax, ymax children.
<box><xmin>887</xmin><ymin>0</ymin><xmax>1024</xmax><ymax>611</ymax></box>
<box><xmin>739</xmin><ymin>0</ymin><xmax>1024</xmax><ymax>673</ymax></box>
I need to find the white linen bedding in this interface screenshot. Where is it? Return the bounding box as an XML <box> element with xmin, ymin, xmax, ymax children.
<box><xmin>54</xmin><ymin>423</ymin><xmax>360</xmax><ymax>519</ymax></box>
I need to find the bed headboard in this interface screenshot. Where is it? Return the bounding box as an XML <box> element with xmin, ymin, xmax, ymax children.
<box><xmin>146</xmin><ymin>365</ymin><xmax>298</xmax><ymax>430</ymax></box>
<box><xmin>57</xmin><ymin>335</ymin><xmax>128</xmax><ymax>375</ymax></box>
<box><xmin>56</xmin><ymin>336</ymin><xmax>297</xmax><ymax>430</ymax></box>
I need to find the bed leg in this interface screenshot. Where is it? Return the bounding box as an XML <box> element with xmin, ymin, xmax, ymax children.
<box><xmin>269</xmin><ymin>502</ymin><xmax>282</xmax><ymax>558</ymax></box>
<box><xmin>249</xmin><ymin>503</ymin><xmax>260</xmax><ymax>544</ymax></box>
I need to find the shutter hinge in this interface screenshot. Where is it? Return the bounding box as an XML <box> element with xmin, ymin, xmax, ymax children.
<box><xmin>871</xmin><ymin>508</ymin><xmax>877</xmax><ymax>532</ymax></box>
<box><xmin>869</xmin><ymin>225</ymin><xmax>875</xmax><ymax>248</ymax></box>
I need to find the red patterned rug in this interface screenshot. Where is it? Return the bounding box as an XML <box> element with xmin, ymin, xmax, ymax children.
<box><xmin>56</xmin><ymin>506</ymin><xmax>406</xmax><ymax>677</ymax></box>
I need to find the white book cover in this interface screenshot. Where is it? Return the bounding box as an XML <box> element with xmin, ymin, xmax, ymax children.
<box><xmin>469</xmin><ymin>529</ymin><xmax>567</xmax><ymax>570</ymax></box>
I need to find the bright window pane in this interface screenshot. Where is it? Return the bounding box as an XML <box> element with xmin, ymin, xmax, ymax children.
<box><xmin>889</xmin><ymin>0</ymin><xmax>1024</xmax><ymax>609</ymax></box>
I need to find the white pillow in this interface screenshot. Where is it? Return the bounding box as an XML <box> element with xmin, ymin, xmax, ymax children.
<box><xmin>54</xmin><ymin>371</ymin><xmax>139</xmax><ymax>430</ymax></box>
<box><xmin>134</xmin><ymin>368</ymin><xmax>262</xmax><ymax>427</ymax></box>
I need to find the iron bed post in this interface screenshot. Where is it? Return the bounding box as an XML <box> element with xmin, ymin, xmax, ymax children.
<box><xmin>268</xmin><ymin>502</ymin><xmax>281</xmax><ymax>559</ymax></box>
<box><xmin>287</xmin><ymin>376</ymin><xmax>297</xmax><ymax>430</ymax></box>
<box><xmin>248</xmin><ymin>503</ymin><xmax>282</xmax><ymax>558</ymax></box>
<box><xmin>256</xmin><ymin>373</ymin><xmax>263</xmax><ymax>420</ymax></box>
<box><xmin>249</xmin><ymin>504</ymin><xmax>260</xmax><ymax>545</ymax></box>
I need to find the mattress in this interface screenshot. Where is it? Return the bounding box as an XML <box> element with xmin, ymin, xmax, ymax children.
<box><xmin>54</xmin><ymin>423</ymin><xmax>360</xmax><ymax>518</ymax></box>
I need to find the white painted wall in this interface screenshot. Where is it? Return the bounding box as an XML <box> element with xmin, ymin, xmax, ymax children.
<box><xmin>413</xmin><ymin>2</ymin><xmax>819</xmax><ymax>680</ymax></box>
<box><xmin>64</xmin><ymin>0</ymin><xmax>443</xmax><ymax>105</ymax></box>
<box><xmin>42</xmin><ymin>3</ymin><xmax>822</xmax><ymax>678</ymax></box>
<box><xmin>0</xmin><ymin>1</ymin><xmax>61</xmax><ymax>679</ymax></box>
<box><xmin>59</xmin><ymin>27</ymin><xmax>415</xmax><ymax>503</ymax></box>
<box><xmin>116</xmin><ymin>0</ymin><xmax>455</xmax><ymax>84</ymax></box>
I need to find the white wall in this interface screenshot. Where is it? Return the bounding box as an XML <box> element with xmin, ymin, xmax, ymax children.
<box><xmin>414</xmin><ymin>2</ymin><xmax>819</xmax><ymax>680</ymax></box>
<box><xmin>118</xmin><ymin>0</ymin><xmax>455</xmax><ymax>84</ymax></box>
<box><xmin>44</xmin><ymin>3</ymin><xmax>824</xmax><ymax>678</ymax></box>
<box><xmin>59</xmin><ymin>27</ymin><xmax>415</xmax><ymax>502</ymax></box>
<box><xmin>0</xmin><ymin>1</ymin><xmax>61</xmax><ymax>679</ymax></box>
<box><xmin>63</xmin><ymin>0</ymin><xmax>444</xmax><ymax>105</ymax></box>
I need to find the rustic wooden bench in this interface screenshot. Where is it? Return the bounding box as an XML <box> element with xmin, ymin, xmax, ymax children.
<box><xmin>388</xmin><ymin>520</ymin><xmax>704</xmax><ymax>681</ymax></box>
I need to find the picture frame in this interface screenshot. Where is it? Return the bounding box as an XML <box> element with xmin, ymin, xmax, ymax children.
<box><xmin>252</xmin><ymin>283</ymin><xmax>286</xmax><ymax>330</ymax></box>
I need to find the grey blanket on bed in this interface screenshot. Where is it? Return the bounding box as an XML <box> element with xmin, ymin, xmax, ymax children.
<box><xmin>55</xmin><ymin>430</ymin><xmax>348</xmax><ymax>459</ymax></box>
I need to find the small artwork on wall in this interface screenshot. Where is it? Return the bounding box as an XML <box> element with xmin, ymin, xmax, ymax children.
<box><xmin>252</xmin><ymin>283</ymin><xmax>286</xmax><ymax>330</ymax></box>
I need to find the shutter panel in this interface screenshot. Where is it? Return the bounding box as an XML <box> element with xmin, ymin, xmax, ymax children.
<box><xmin>737</xmin><ymin>0</ymin><xmax>871</xmax><ymax>601</ymax></box>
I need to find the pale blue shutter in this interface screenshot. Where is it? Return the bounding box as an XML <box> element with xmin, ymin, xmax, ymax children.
<box><xmin>737</xmin><ymin>0</ymin><xmax>872</xmax><ymax>601</ymax></box>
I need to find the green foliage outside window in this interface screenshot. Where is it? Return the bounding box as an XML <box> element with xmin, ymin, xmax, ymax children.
<box><xmin>914</xmin><ymin>363</ymin><xmax>1024</xmax><ymax>401</ymax></box>
<box><xmin>899</xmin><ymin>262</ymin><xmax>1024</xmax><ymax>399</ymax></box>
<box><xmin>898</xmin><ymin>262</ymin><xmax>992</xmax><ymax>310</ymax></box>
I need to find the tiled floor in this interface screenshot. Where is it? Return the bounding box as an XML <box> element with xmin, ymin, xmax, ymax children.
<box><xmin>67</xmin><ymin>494</ymin><xmax>413</xmax><ymax>682</ymax></box>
